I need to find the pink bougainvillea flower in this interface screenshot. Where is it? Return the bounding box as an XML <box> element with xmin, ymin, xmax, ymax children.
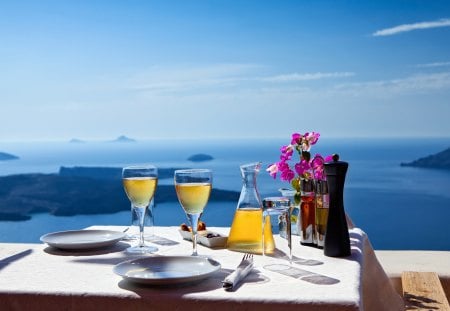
<box><xmin>268</xmin><ymin>131</ymin><xmax>331</xmax><ymax>184</ymax></box>
<box><xmin>324</xmin><ymin>154</ymin><xmax>334</xmax><ymax>162</ymax></box>
<box><xmin>313</xmin><ymin>168</ymin><xmax>325</xmax><ymax>180</ymax></box>
<box><xmin>306</xmin><ymin>132</ymin><xmax>320</xmax><ymax>145</ymax></box>
<box><xmin>266</xmin><ymin>163</ymin><xmax>278</xmax><ymax>179</ymax></box>
<box><xmin>311</xmin><ymin>154</ymin><xmax>324</xmax><ymax>170</ymax></box>
<box><xmin>294</xmin><ymin>159</ymin><xmax>311</xmax><ymax>176</ymax></box>
<box><xmin>280</xmin><ymin>168</ymin><xmax>295</xmax><ymax>182</ymax></box>
<box><xmin>277</xmin><ymin>160</ymin><xmax>289</xmax><ymax>172</ymax></box>
<box><xmin>280</xmin><ymin>145</ymin><xmax>293</xmax><ymax>160</ymax></box>
<box><xmin>311</xmin><ymin>154</ymin><xmax>325</xmax><ymax>180</ymax></box>
<box><xmin>277</xmin><ymin>160</ymin><xmax>294</xmax><ymax>181</ymax></box>
<box><xmin>291</xmin><ymin>133</ymin><xmax>301</xmax><ymax>145</ymax></box>
<box><xmin>300</xmin><ymin>132</ymin><xmax>320</xmax><ymax>152</ymax></box>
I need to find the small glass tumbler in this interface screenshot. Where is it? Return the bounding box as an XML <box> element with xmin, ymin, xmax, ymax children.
<box><xmin>262</xmin><ymin>197</ymin><xmax>292</xmax><ymax>264</ymax></box>
<box><xmin>279</xmin><ymin>188</ymin><xmax>300</xmax><ymax>236</ymax></box>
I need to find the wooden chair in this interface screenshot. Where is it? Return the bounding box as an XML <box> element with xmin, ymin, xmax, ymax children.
<box><xmin>402</xmin><ymin>271</ymin><xmax>450</xmax><ymax>310</ymax></box>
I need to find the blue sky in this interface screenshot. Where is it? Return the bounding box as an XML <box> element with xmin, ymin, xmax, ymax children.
<box><xmin>1</xmin><ymin>0</ymin><xmax>450</xmax><ymax>141</ymax></box>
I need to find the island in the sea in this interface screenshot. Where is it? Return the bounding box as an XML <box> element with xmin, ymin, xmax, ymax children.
<box><xmin>187</xmin><ymin>153</ymin><xmax>214</xmax><ymax>162</ymax></box>
<box><xmin>0</xmin><ymin>152</ymin><xmax>19</xmax><ymax>161</ymax></box>
<box><xmin>110</xmin><ymin>135</ymin><xmax>136</xmax><ymax>143</ymax></box>
<box><xmin>401</xmin><ymin>147</ymin><xmax>450</xmax><ymax>169</ymax></box>
<box><xmin>0</xmin><ymin>166</ymin><xmax>239</xmax><ymax>221</ymax></box>
<box><xmin>69</xmin><ymin>138</ymin><xmax>86</xmax><ymax>143</ymax></box>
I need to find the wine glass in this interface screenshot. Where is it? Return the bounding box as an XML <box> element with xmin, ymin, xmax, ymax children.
<box><xmin>123</xmin><ymin>198</ymin><xmax>154</xmax><ymax>241</ymax></box>
<box><xmin>174</xmin><ymin>169</ymin><xmax>212</xmax><ymax>256</ymax></box>
<box><xmin>122</xmin><ymin>165</ymin><xmax>158</xmax><ymax>254</ymax></box>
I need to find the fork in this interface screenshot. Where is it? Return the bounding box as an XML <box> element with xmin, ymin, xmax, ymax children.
<box><xmin>241</xmin><ymin>253</ymin><xmax>253</xmax><ymax>264</ymax></box>
<box><xmin>234</xmin><ymin>254</ymin><xmax>254</xmax><ymax>279</ymax></box>
<box><xmin>222</xmin><ymin>253</ymin><xmax>254</xmax><ymax>291</ymax></box>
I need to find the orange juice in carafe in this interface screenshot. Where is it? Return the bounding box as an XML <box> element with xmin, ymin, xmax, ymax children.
<box><xmin>227</xmin><ymin>162</ymin><xmax>275</xmax><ymax>254</ymax></box>
<box><xmin>227</xmin><ymin>208</ymin><xmax>275</xmax><ymax>254</ymax></box>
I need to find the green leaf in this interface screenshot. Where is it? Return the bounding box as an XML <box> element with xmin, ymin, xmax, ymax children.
<box><xmin>291</xmin><ymin>177</ymin><xmax>300</xmax><ymax>191</ymax></box>
<box><xmin>294</xmin><ymin>192</ymin><xmax>301</xmax><ymax>205</ymax></box>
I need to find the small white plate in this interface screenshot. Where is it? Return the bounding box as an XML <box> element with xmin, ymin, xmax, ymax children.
<box><xmin>113</xmin><ymin>256</ymin><xmax>221</xmax><ymax>285</ymax></box>
<box><xmin>179</xmin><ymin>230</ymin><xmax>228</xmax><ymax>248</ymax></box>
<box><xmin>40</xmin><ymin>229</ymin><xmax>125</xmax><ymax>250</ymax></box>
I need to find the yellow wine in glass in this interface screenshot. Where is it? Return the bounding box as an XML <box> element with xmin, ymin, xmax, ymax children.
<box><xmin>123</xmin><ymin>177</ymin><xmax>157</xmax><ymax>208</ymax></box>
<box><xmin>174</xmin><ymin>169</ymin><xmax>212</xmax><ymax>256</ymax></box>
<box><xmin>122</xmin><ymin>165</ymin><xmax>158</xmax><ymax>254</ymax></box>
<box><xmin>175</xmin><ymin>183</ymin><xmax>211</xmax><ymax>214</ymax></box>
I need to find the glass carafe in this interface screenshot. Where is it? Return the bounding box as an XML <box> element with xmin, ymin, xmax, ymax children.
<box><xmin>227</xmin><ymin>162</ymin><xmax>275</xmax><ymax>254</ymax></box>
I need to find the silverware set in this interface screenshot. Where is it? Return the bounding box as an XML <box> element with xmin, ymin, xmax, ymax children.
<box><xmin>222</xmin><ymin>253</ymin><xmax>254</xmax><ymax>291</ymax></box>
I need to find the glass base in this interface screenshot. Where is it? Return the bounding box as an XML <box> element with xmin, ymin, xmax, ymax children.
<box><xmin>264</xmin><ymin>263</ymin><xmax>292</xmax><ymax>271</ymax></box>
<box><xmin>123</xmin><ymin>233</ymin><xmax>156</xmax><ymax>242</ymax></box>
<box><xmin>126</xmin><ymin>244</ymin><xmax>158</xmax><ymax>254</ymax></box>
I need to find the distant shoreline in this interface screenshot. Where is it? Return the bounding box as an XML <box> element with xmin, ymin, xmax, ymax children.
<box><xmin>401</xmin><ymin>147</ymin><xmax>450</xmax><ymax>170</ymax></box>
<box><xmin>0</xmin><ymin>167</ymin><xmax>239</xmax><ymax>221</ymax></box>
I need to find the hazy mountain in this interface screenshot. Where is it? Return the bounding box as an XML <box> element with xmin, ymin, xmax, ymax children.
<box><xmin>188</xmin><ymin>154</ymin><xmax>214</xmax><ymax>162</ymax></box>
<box><xmin>0</xmin><ymin>152</ymin><xmax>19</xmax><ymax>161</ymax></box>
<box><xmin>401</xmin><ymin>147</ymin><xmax>450</xmax><ymax>169</ymax></box>
<box><xmin>69</xmin><ymin>138</ymin><xmax>86</xmax><ymax>143</ymax></box>
<box><xmin>110</xmin><ymin>135</ymin><xmax>136</xmax><ymax>143</ymax></box>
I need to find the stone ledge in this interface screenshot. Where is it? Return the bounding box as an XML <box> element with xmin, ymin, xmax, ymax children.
<box><xmin>375</xmin><ymin>250</ymin><xmax>450</xmax><ymax>300</ymax></box>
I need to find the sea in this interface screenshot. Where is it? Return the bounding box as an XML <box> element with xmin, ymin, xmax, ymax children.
<box><xmin>1</xmin><ymin>137</ymin><xmax>449</xmax><ymax>251</ymax></box>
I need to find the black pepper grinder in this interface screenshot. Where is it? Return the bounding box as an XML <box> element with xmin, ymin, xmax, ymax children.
<box><xmin>323</xmin><ymin>154</ymin><xmax>351</xmax><ymax>257</ymax></box>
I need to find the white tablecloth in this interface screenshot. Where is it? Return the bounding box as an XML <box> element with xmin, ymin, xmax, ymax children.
<box><xmin>0</xmin><ymin>226</ymin><xmax>403</xmax><ymax>311</ymax></box>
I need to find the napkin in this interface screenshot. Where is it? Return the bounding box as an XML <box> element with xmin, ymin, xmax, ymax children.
<box><xmin>222</xmin><ymin>256</ymin><xmax>254</xmax><ymax>291</ymax></box>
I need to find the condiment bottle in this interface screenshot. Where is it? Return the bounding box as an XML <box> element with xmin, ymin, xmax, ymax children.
<box><xmin>300</xmin><ymin>178</ymin><xmax>316</xmax><ymax>246</ymax></box>
<box><xmin>315</xmin><ymin>179</ymin><xmax>329</xmax><ymax>248</ymax></box>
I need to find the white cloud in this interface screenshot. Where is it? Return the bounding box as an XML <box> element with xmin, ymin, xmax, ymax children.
<box><xmin>373</xmin><ymin>18</ymin><xmax>450</xmax><ymax>36</ymax></box>
<box><xmin>126</xmin><ymin>63</ymin><xmax>450</xmax><ymax>102</ymax></box>
<box><xmin>126</xmin><ymin>64</ymin><xmax>355</xmax><ymax>95</ymax></box>
<box><xmin>415</xmin><ymin>61</ymin><xmax>450</xmax><ymax>68</ymax></box>
<box><xmin>127</xmin><ymin>63</ymin><xmax>259</xmax><ymax>93</ymax></box>
<box><xmin>261</xmin><ymin>72</ymin><xmax>355</xmax><ymax>82</ymax></box>
<box><xmin>332</xmin><ymin>72</ymin><xmax>450</xmax><ymax>96</ymax></box>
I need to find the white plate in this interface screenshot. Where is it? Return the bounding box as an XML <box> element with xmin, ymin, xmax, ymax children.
<box><xmin>40</xmin><ymin>229</ymin><xmax>125</xmax><ymax>250</ymax></box>
<box><xmin>113</xmin><ymin>256</ymin><xmax>221</xmax><ymax>285</ymax></box>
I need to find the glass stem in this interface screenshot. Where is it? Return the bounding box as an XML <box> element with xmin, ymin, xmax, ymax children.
<box><xmin>262</xmin><ymin>211</ymin><xmax>267</xmax><ymax>256</ymax></box>
<box><xmin>134</xmin><ymin>206</ymin><xmax>146</xmax><ymax>248</ymax></box>
<box><xmin>147</xmin><ymin>199</ymin><xmax>155</xmax><ymax>237</ymax></box>
<box><xmin>186</xmin><ymin>213</ymin><xmax>201</xmax><ymax>256</ymax></box>
<box><xmin>286</xmin><ymin>209</ymin><xmax>292</xmax><ymax>265</ymax></box>
<box><xmin>192</xmin><ymin>230</ymin><xmax>198</xmax><ymax>256</ymax></box>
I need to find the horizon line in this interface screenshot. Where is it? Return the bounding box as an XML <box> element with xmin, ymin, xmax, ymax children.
<box><xmin>1</xmin><ymin>135</ymin><xmax>450</xmax><ymax>144</ymax></box>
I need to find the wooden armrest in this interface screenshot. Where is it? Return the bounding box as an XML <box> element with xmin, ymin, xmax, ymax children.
<box><xmin>402</xmin><ymin>271</ymin><xmax>450</xmax><ymax>311</ymax></box>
